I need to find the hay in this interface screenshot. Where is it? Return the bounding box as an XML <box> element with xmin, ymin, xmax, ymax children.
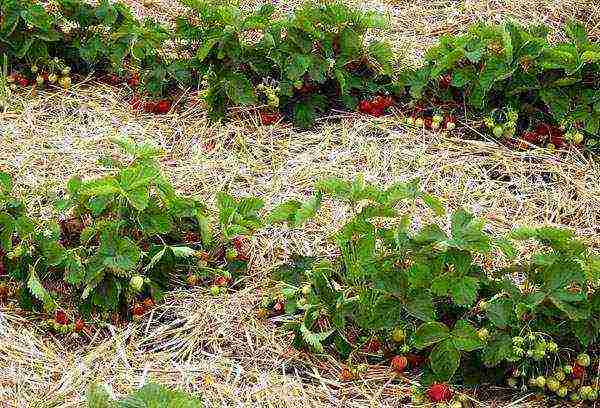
<box><xmin>1</xmin><ymin>0</ymin><xmax>599</xmax><ymax>406</ymax></box>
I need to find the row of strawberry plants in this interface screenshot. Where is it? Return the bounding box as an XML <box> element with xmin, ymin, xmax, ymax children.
<box><xmin>265</xmin><ymin>177</ymin><xmax>600</xmax><ymax>404</ymax></box>
<box><xmin>3</xmin><ymin>0</ymin><xmax>599</xmax><ymax>146</ymax></box>
<box><xmin>0</xmin><ymin>137</ymin><xmax>261</xmax><ymax>331</ymax></box>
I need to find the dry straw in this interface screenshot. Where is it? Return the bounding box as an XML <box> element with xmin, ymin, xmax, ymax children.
<box><xmin>0</xmin><ymin>0</ymin><xmax>599</xmax><ymax>406</ymax></box>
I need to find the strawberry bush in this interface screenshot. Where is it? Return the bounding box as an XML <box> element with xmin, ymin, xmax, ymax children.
<box><xmin>2</xmin><ymin>0</ymin><xmax>600</xmax><ymax>141</ymax></box>
<box><xmin>0</xmin><ymin>138</ymin><xmax>262</xmax><ymax>327</ymax></box>
<box><xmin>268</xmin><ymin>177</ymin><xmax>599</xmax><ymax>402</ymax></box>
<box><xmin>406</xmin><ymin>20</ymin><xmax>600</xmax><ymax>148</ymax></box>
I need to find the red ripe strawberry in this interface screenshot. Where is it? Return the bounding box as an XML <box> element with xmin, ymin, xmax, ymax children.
<box><xmin>142</xmin><ymin>298</ymin><xmax>154</xmax><ymax>309</ymax></box>
<box><xmin>424</xmin><ymin>117</ymin><xmax>433</xmax><ymax>130</ymax></box>
<box><xmin>17</xmin><ymin>77</ymin><xmax>30</xmax><ymax>87</ymax></box>
<box><xmin>260</xmin><ymin>111</ymin><xmax>281</xmax><ymax>125</ymax></box>
<box><xmin>439</xmin><ymin>74</ymin><xmax>452</xmax><ymax>89</ymax></box>
<box><xmin>143</xmin><ymin>101</ymin><xmax>156</xmax><ymax>113</ymax></box>
<box><xmin>390</xmin><ymin>355</ymin><xmax>408</xmax><ymax>373</ymax></box>
<box><xmin>154</xmin><ymin>100</ymin><xmax>171</xmax><ymax>114</ymax></box>
<box><xmin>74</xmin><ymin>318</ymin><xmax>85</xmax><ymax>333</ymax></box>
<box><xmin>214</xmin><ymin>276</ymin><xmax>229</xmax><ymax>287</ymax></box>
<box><xmin>55</xmin><ymin>310</ymin><xmax>68</xmax><ymax>325</ymax></box>
<box><xmin>132</xmin><ymin>303</ymin><xmax>145</xmax><ymax>316</ymax></box>
<box><xmin>127</xmin><ymin>73</ymin><xmax>140</xmax><ymax>87</ymax></box>
<box><xmin>370</xmin><ymin>108</ymin><xmax>384</xmax><ymax>117</ymax></box>
<box><xmin>364</xmin><ymin>338</ymin><xmax>381</xmax><ymax>353</ymax></box>
<box><xmin>427</xmin><ymin>383</ymin><xmax>452</xmax><ymax>402</ymax></box>
<box><xmin>522</xmin><ymin>131</ymin><xmax>539</xmax><ymax>144</ymax></box>
<box><xmin>372</xmin><ymin>96</ymin><xmax>386</xmax><ymax>109</ymax></box>
<box><xmin>272</xmin><ymin>300</ymin><xmax>285</xmax><ymax>315</ymax></box>
<box><xmin>358</xmin><ymin>100</ymin><xmax>372</xmax><ymax>113</ymax></box>
<box><xmin>340</xmin><ymin>367</ymin><xmax>354</xmax><ymax>381</ymax></box>
<box><xmin>535</xmin><ymin>123</ymin><xmax>550</xmax><ymax>136</ymax></box>
<box><xmin>572</xmin><ymin>364</ymin><xmax>585</xmax><ymax>379</ymax></box>
<box><xmin>42</xmin><ymin>73</ymin><xmax>49</xmax><ymax>82</ymax></box>
<box><xmin>129</xmin><ymin>96</ymin><xmax>142</xmax><ymax>110</ymax></box>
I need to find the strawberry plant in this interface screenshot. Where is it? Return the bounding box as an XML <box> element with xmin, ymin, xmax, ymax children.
<box><xmin>405</xmin><ymin>20</ymin><xmax>600</xmax><ymax>146</ymax></box>
<box><xmin>269</xmin><ymin>176</ymin><xmax>599</xmax><ymax>388</ymax></box>
<box><xmin>0</xmin><ymin>137</ymin><xmax>264</xmax><ymax>321</ymax></box>
<box><xmin>268</xmin><ymin>2</ymin><xmax>399</xmax><ymax>127</ymax></box>
<box><xmin>174</xmin><ymin>0</ymin><xmax>276</xmax><ymax>119</ymax></box>
<box><xmin>87</xmin><ymin>382</ymin><xmax>201</xmax><ymax>407</ymax></box>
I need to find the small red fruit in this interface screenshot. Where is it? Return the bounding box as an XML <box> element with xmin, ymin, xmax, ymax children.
<box><xmin>272</xmin><ymin>300</ymin><xmax>285</xmax><ymax>314</ymax></box>
<box><xmin>340</xmin><ymin>367</ymin><xmax>354</xmax><ymax>381</ymax></box>
<box><xmin>427</xmin><ymin>383</ymin><xmax>452</xmax><ymax>402</ymax></box>
<box><xmin>154</xmin><ymin>100</ymin><xmax>171</xmax><ymax>114</ymax></box>
<box><xmin>424</xmin><ymin>117</ymin><xmax>433</xmax><ymax>130</ymax></box>
<box><xmin>572</xmin><ymin>364</ymin><xmax>585</xmax><ymax>379</ymax></box>
<box><xmin>127</xmin><ymin>73</ymin><xmax>140</xmax><ymax>87</ymax></box>
<box><xmin>129</xmin><ymin>96</ymin><xmax>142</xmax><ymax>110</ymax></box>
<box><xmin>55</xmin><ymin>310</ymin><xmax>68</xmax><ymax>325</ymax></box>
<box><xmin>260</xmin><ymin>111</ymin><xmax>281</xmax><ymax>125</ymax></box>
<box><xmin>74</xmin><ymin>318</ymin><xmax>85</xmax><ymax>333</ymax></box>
<box><xmin>358</xmin><ymin>100</ymin><xmax>372</xmax><ymax>113</ymax></box>
<box><xmin>142</xmin><ymin>298</ymin><xmax>154</xmax><ymax>309</ymax></box>
<box><xmin>522</xmin><ymin>131</ymin><xmax>539</xmax><ymax>144</ymax></box>
<box><xmin>390</xmin><ymin>355</ymin><xmax>408</xmax><ymax>373</ymax></box>
<box><xmin>143</xmin><ymin>101</ymin><xmax>156</xmax><ymax>113</ymax></box>
<box><xmin>364</xmin><ymin>338</ymin><xmax>381</xmax><ymax>353</ymax></box>
<box><xmin>132</xmin><ymin>303</ymin><xmax>145</xmax><ymax>316</ymax></box>
<box><xmin>370</xmin><ymin>108</ymin><xmax>384</xmax><ymax>117</ymax></box>
<box><xmin>17</xmin><ymin>77</ymin><xmax>30</xmax><ymax>87</ymax></box>
<box><xmin>214</xmin><ymin>276</ymin><xmax>229</xmax><ymax>287</ymax></box>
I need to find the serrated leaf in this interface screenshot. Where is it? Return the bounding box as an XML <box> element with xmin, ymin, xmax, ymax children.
<box><xmin>27</xmin><ymin>266</ymin><xmax>57</xmax><ymax>312</ymax></box>
<box><xmin>430</xmin><ymin>339</ymin><xmax>460</xmax><ymax>380</ymax></box>
<box><xmin>299</xmin><ymin>324</ymin><xmax>334</xmax><ymax>353</ymax></box>
<box><xmin>414</xmin><ymin>322</ymin><xmax>450</xmax><ymax>349</ymax></box>
<box><xmin>451</xmin><ymin>320</ymin><xmax>484</xmax><ymax>351</ymax></box>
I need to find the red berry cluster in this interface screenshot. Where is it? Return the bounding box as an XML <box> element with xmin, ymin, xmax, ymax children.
<box><xmin>522</xmin><ymin>123</ymin><xmax>565</xmax><ymax>147</ymax></box>
<box><xmin>129</xmin><ymin>96</ymin><xmax>172</xmax><ymax>114</ymax></box>
<box><xmin>131</xmin><ymin>297</ymin><xmax>155</xmax><ymax>317</ymax></box>
<box><xmin>54</xmin><ymin>310</ymin><xmax>86</xmax><ymax>333</ymax></box>
<box><xmin>10</xmin><ymin>73</ymin><xmax>30</xmax><ymax>87</ymax></box>
<box><xmin>358</xmin><ymin>95</ymin><xmax>394</xmax><ymax>117</ymax></box>
<box><xmin>259</xmin><ymin>111</ymin><xmax>282</xmax><ymax>125</ymax></box>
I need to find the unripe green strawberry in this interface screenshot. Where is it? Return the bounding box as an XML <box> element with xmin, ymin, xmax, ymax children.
<box><xmin>477</xmin><ymin>328</ymin><xmax>489</xmax><ymax>341</ymax></box>
<box><xmin>563</xmin><ymin>365</ymin><xmax>573</xmax><ymax>374</ymax></box>
<box><xmin>554</xmin><ymin>371</ymin><xmax>566</xmax><ymax>382</ymax></box>
<box><xmin>414</xmin><ymin>118</ymin><xmax>424</xmax><ymax>127</ymax></box>
<box><xmin>580</xmin><ymin>386</ymin><xmax>593</xmax><ymax>400</ymax></box>
<box><xmin>391</xmin><ymin>327</ymin><xmax>406</xmax><ymax>343</ymax></box>
<box><xmin>546</xmin><ymin>341</ymin><xmax>558</xmax><ymax>353</ymax></box>
<box><xmin>573</xmin><ymin>132</ymin><xmax>584</xmax><ymax>144</ymax></box>
<box><xmin>446</xmin><ymin>121</ymin><xmax>456</xmax><ymax>131</ymax></box>
<box><xmin>556</xmin><ymin>386</ymin><xmax>568</xmax><ymax>398</ymax></box>
<box><xmin>478</xmin><ymin>300</ymin><xmax>488</xmax><ymax>311</ymax></box>
<box><xmin>546</xmin><ymin>378</ymin><xmax>560</xmax><ymax>392</ymax></box>
<box><xmin>535</xmin><ymin>376</ymin><xmax>546</xmax><ymax>388</ymax></box>
<box><xmin>493</xmin><ymin>126</ymin><xmax>504</xmax><ymax>138</ymax></box>
<box><xmin>130</xmin><ymin>275</ymin><xmax>144</xmax><ymax>291</ymax></box>
<box><xmin>432</xmin><ymin>114</ymin><xmax>443</xmax><ymax>124</ymax></box>
<box><xmin>210</xmin><ymin>285</ymin><xmax>221</xmax><ymax>296</ymax></box>
<box><xmin>449</xmin><ymin>401</ymin><xmax>462</xmax><ymax>408</ymax></box>
<box><xmin>431</xmin><ymin>121</ymin><xmax>440</xmax><ymax>130</ymax></box>
<box><xmin>36</xmin><ymin>75</ymin><xmax>44</xmax><ymax>85</ymax></box>
<box><xmin>225</xmin><ymin>248</ymin><xmax>238</xmax><ymax>262</ymax></box>
<box><xmin>577</xmin><ymin>353</ymin><xmax>591</xmax><ymax>367</ymax></box>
